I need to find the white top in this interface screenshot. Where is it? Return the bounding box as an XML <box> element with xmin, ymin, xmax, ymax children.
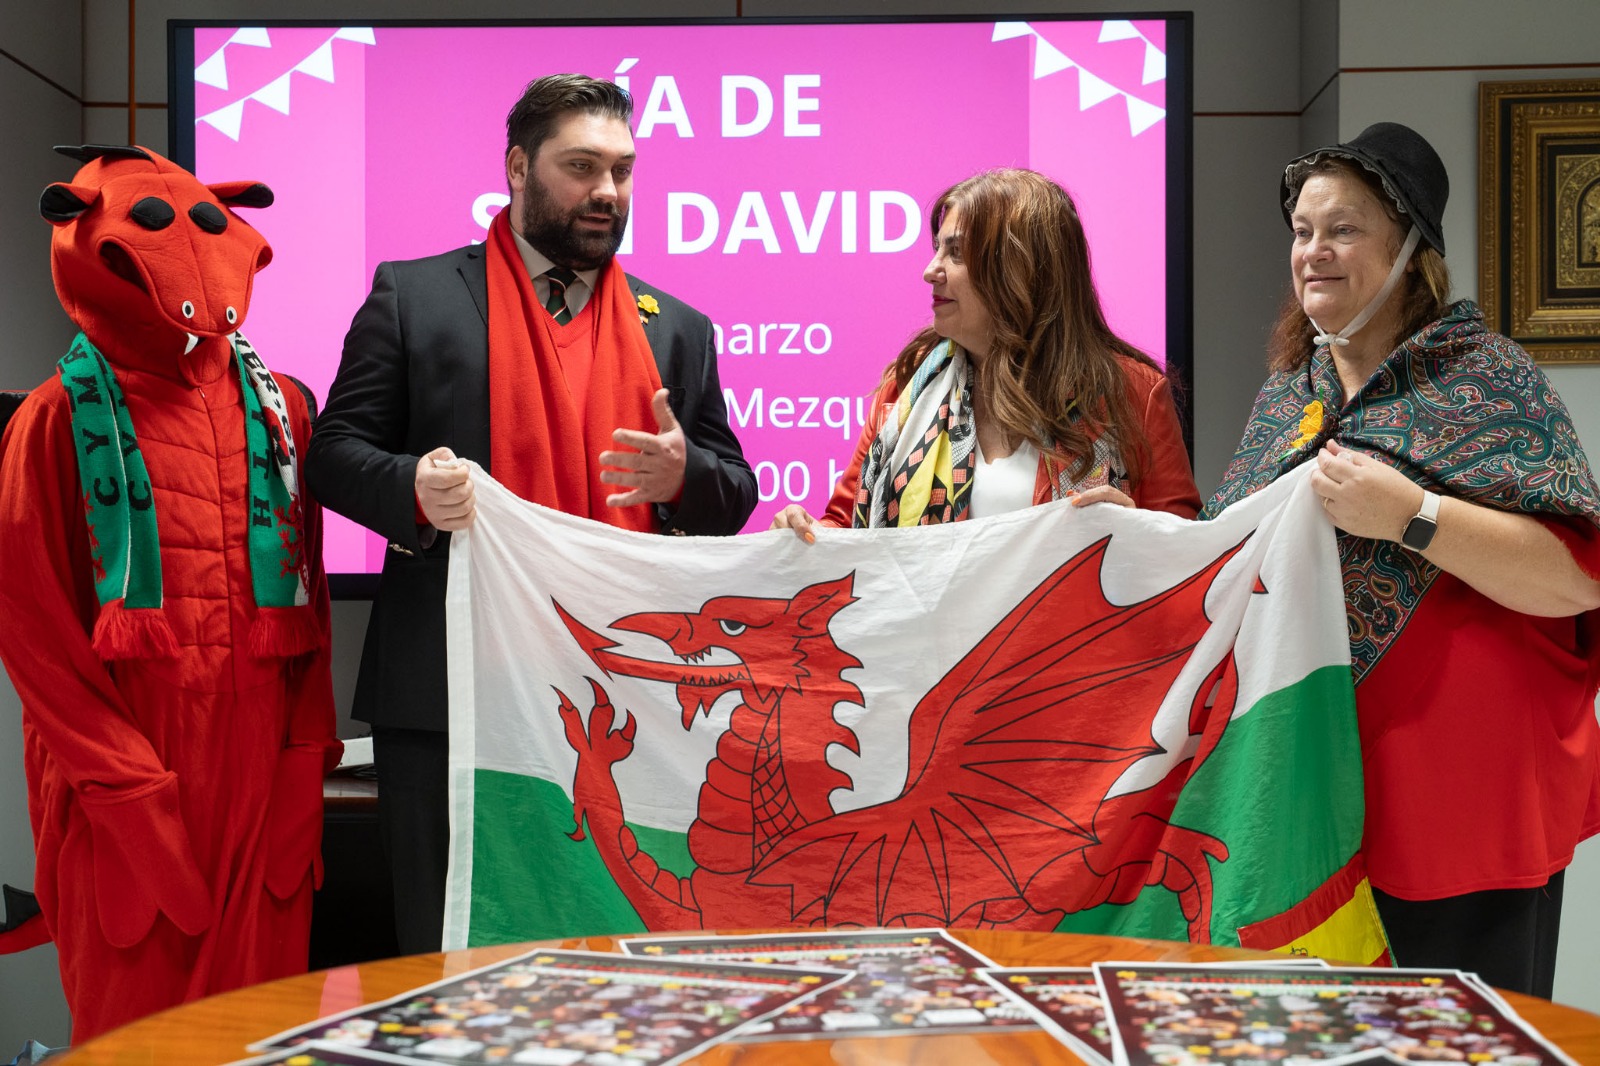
<box><xmin>970</xmin><ymin>438</ymin><xmax>1039</xmax><ymax>518</ymax></box>
<box><xmin>511</xmin><ymin>226</ymin><xmax>601</xmax><ymax>317</ymax></box>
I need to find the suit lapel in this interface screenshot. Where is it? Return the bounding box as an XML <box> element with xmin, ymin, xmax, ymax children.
<box><xmin>460</xmin><ymin>245</ymin><xmax>488</xmax><ymax>325</ymax></box>
<box><xmin>457</xmin><ymin>246</ymin><xmax>493</xmax><ymax>474</ymax></box>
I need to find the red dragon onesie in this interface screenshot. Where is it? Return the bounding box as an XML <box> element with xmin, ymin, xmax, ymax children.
<box><xmin>0</xmin><ymin>145</ymin><xmax>339</xmax><ymax>1042</ymax></box>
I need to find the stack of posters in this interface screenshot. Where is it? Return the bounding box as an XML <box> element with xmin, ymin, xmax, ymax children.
<box><xmin>237</xmin><ymin>948</ymin><xmax>850</xmax><ymax>1065</ymax></box>
<box><xmin>621</xmin><ymin>928</ymin><xmax>1034</xmax><ymax>1039</ymax></box>
<box><xmin>229</xmin><ymin>940</ymin><xmax>1581</xmax><ymax>1066</ymax></box>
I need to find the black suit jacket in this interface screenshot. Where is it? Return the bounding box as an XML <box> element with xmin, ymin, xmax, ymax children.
<box><xmin>305</xmin><ymin>244</ymin><xmax>757</xmax><ymax>732</ymax></box>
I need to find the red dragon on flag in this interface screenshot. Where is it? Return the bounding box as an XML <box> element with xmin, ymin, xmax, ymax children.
<box><xmin>551</xmin><ymin>535</ymin><xmax>1244</xmax><ymax>940</ymax></box>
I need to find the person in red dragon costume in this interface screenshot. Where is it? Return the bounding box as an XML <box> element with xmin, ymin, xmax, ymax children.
<box><xmin>0</xmin><ymin>144</ymin><xmax>340</xmax><ymax>1042</ymax></box>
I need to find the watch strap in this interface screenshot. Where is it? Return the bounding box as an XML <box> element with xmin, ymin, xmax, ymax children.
<box><xmin>1402</xmin><ymin>489</ymin><xmax>1440</xmax><ymax>550</ymax></box>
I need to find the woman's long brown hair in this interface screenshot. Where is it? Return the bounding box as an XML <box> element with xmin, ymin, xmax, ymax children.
<box><xmin>887</xmin><ymin>169</ymin><xmax>1163</xmax><ymax>483</ymax></box>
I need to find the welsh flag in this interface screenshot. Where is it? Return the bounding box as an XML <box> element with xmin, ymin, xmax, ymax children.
<box><xmin>443</xmin><ymin>462</ymin><xmax>1387</xmax><ymax>964</ymax></box>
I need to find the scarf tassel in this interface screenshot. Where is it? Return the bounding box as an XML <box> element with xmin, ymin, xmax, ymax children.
<box><xmin>91</xmin><ymin>600</ymin><xmax>180</xmax><ymax>660</ymax></box>
<box><xmin>248</xmin><ymin>606</ymin><xmax>325</xmax><ymax>660</ymax></box>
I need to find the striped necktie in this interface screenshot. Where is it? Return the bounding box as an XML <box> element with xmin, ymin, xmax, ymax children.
<box><xmin>542</xmin><ymin>266</ymin><xmax>577</xmax><ymax>325</ymax></box>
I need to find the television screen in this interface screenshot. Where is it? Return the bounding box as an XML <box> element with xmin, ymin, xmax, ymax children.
<box><xmin>169</xmin><ymin>16</ymin><xmax>1191</xmax><ymax>593</ymax></box>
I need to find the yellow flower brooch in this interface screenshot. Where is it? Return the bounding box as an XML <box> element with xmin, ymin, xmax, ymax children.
<box><xmin>637</xmin><ymin>293</ymin><xmax>660</xmax><ymax>324</ymax></box>
<box><xmin>1287</xmin><ymin>399</ymin><xmax>1325</xmax><ymax>453</ymax></box>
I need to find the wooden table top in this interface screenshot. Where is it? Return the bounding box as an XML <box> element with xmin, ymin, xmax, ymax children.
<box><xmin>60</xmin><ymin>929</ymin><xmax>1600</xmax><ymax>1065</ymax></box>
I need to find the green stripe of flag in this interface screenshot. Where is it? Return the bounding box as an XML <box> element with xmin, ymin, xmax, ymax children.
<box><xmin>1056</xmin><ymin>664</ymin><xmax>1362</xmax><ymax>944</ymax></box>
<box><xmin>468</xmin><ymin>769</ymin><xmax>693</xmax><ymax>946</ymax></box>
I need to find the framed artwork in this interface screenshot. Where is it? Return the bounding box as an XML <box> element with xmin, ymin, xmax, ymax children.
<box><xmin>1479</xmin><ymin>78</ymin><xmax>1600</xmax><ymax>364</ymax></box>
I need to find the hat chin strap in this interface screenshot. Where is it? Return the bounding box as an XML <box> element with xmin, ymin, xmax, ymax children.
<box><xmin>1310</xmin><ymin>226</ymin><xmax>1422</xmax><ymax>348</ymax></box>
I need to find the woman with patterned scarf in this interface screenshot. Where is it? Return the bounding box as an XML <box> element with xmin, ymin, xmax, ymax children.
<box><xmin>772</xmin><ymin>168</ymin><xmax>1199</xmax><ymax>539</ymax></box>
<box><xmin>1205</xmin><ymin>122</ymin><xmax>1600</xmax><ymax>997</ymax></box>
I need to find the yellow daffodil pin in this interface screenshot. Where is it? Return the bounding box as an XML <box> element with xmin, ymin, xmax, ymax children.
<box><xmin>1287</xmin><ymin>399</ymin><xmax>1325</xmax><ymax>454</ymax></box>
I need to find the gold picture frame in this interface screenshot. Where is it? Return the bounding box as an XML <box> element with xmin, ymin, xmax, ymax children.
<box><xmin>1479</xmin><ymin>78</ymin><xmax>1600</xmax><ymax>365</ymax></box>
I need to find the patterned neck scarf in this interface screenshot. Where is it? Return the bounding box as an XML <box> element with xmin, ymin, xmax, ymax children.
<box><xmin>58</xmin><ymin>331</ymin><xmax>315</xmax><ymax>659</ymax></box>
<box><xmin>852</xmin><ymin>340</ymin><xmax>1124</xmax><ymax>527</ymax></box>
<box><xmin>854</xmin><ymin>341</ymin><xmax>977</xmax><ymax>527</ymax></box>
<box><xmin>1204</xmin><ymin>300</ymin><xmax>1600</xmax><ymax>678</ymax></box>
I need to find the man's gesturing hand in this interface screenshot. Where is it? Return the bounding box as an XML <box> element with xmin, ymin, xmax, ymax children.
<box><xmin>601</xmin><ymin>388</ymin><xmax>687</xmax><ymax>508</ymax></box>
<box><xmin>415</xmin><ymin>446</ymin><xmax>475</xmax><ymax>530</ymax></box>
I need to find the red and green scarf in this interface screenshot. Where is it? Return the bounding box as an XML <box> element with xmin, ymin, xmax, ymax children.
<box><xmin>58</xmin><ymin>331</ymin><xmax>317</xmax><ymax>660</ymax></box>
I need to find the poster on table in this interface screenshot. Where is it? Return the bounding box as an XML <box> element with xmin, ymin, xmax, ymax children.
<box><xmin>1092</xmin><ymin>964</ymin><xmax>1578</xmax><ymax>1066</ymax></box>
<box><xmin>251</xmin><ymin>948</ymin><xmax>851</xmax><ymax>1065</ymax></box>
<box><xmin>621</xmin><ymin>928</ymin><xmax>1032</xmax><ymax>1039</ymax></box>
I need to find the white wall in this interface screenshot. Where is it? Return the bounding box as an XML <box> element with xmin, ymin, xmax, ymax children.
<box><xmin>2</xmin><ymin>0</ymin><xmax>1597</xmax><ymax>1047</ymax></box>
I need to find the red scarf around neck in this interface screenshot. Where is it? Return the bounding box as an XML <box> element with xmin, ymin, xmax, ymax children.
<box><xmin>486</xmin><ymin>210</ymin><xmax>662</xmax><ymax>532</ymax></box>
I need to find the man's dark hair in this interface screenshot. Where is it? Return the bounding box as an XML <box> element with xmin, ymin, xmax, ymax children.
<box><xmin>505</xmin><ymin>74</ymin><xmax>633</xmax><ymax>160</ymax></box>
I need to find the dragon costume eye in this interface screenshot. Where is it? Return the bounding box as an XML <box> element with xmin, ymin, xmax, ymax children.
<box><xmin>718</xmin><ymin>620</ymin><xmax>748</xmax><ymax>637</ymax></box>
<box><xmin>131</xmin><ymin>196</ymin><xmax>175</xmax><ymax>230</ymax></box>
<box><xmin>189</xmin><ymin>201</ymin><xmax>228</xmax><ymax>234</ymax></box>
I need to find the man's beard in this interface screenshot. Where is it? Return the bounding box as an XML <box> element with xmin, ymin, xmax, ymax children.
<box><xmin>520</xmin><ymin>178</ymin><xmax>627</xmax><ymax>271</ymax></box>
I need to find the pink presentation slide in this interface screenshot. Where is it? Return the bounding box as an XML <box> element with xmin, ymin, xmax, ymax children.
<box><xmin>189</xmin><ymin>20</ymin><xmax>1172</xmax><ymax>573</ymax></box>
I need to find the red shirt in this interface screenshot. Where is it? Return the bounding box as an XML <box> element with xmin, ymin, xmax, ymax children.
<box><xmin>1357</xmin><ymin>516</ymin><xmax>1600</xmax><ymax>898</ymax></box>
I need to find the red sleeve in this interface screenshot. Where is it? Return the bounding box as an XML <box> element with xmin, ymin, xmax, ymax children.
<box><xmin>821</xmin><ymin>382</ymin><xmax>896</xmax><ymax>528</ymax></box>
<box><xmin>265</xmin><ymin>378</ymin><xmax>343</xmax><ymax>898</ymax></box>
<box><xmin>1543</xmin><ymin>513</ymin><xmax>1600</xmax><ymax>582</ymax></box>
<box><xmin>276</xmin><ymin>377</ymin><xmax>342</xmax><ymax>765</ymax></box>
<box><xmin>1127</xmin><ymin>365</ymin><xmax>1202</xmax><ymax>518</ymax></box>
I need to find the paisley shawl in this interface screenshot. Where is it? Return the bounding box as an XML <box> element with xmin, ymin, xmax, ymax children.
<box><xmin>1205</xmin><ymin>300</ymin><xmax>1600</xmax><ymax>679</ymax></box>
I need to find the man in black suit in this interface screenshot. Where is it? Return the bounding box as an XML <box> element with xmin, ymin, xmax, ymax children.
<box><xmin>306</xmin><ymin>74</ymin><xmax>756</xmax><ymax>953</ymax></box>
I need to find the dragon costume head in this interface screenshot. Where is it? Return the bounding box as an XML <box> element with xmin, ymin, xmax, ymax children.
<box><xmin>40</xmin><ymin>144</ymin><xmax>274</xmax><ymax>385</ymax></box>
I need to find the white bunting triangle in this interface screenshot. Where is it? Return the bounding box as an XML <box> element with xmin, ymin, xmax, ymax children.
<box><xmin>1126</xmin><ymin>96</ymin><xmax>1166</xmax><ymax>136</ymax></box>
<box><xmin>195</xmin><ymin>49</ymin><xmax>228</xmax><ymax>89</ymax></box>
<box><xmin>992</xmin><ymin>21</ymin><xmax>1035</xmax><ymax>42</ymax></box>
<box><xmin>295</xmin><ymin>40</ymin><xmax>336</xmax><ymax>82</ymax></box>
<box><xmin>1035</xmin><ymin>38</ymin><xmax>1075</xmax><ymax>78</ymax></box>
<box><xmin>1098</xmin><ymin>20</ymin><xmax>1141</xmax><ymax>43</ymax></box>
<box><xmin>1143</xmin><ymin>42</ymin><xmax>1167</xmax><ymax>84</ymax></box>
<box><xmin>198</xmin><ymin>100</ymin><xmax>246</xmax><ymax>141</ymax></box>
<box><xmin>193</xmin><ymin>26</ymin><xmax>375</xmax><ymax>142</ymax></box>
<box><xmin>1077</xmin><ymin>69</ymin><xmax>1119</xmax><ymax>109</ymax></box>
<box><xmin>252</xmin><ymin>73</ymin><xmax>293</xmax><ymax>114</ymax></box>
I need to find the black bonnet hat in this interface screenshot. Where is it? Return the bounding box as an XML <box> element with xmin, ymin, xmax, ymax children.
<box><xmin>1280</xmin><ymin>121</ymin><xmax>1449</xmax><ymax>255</ymax></box>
